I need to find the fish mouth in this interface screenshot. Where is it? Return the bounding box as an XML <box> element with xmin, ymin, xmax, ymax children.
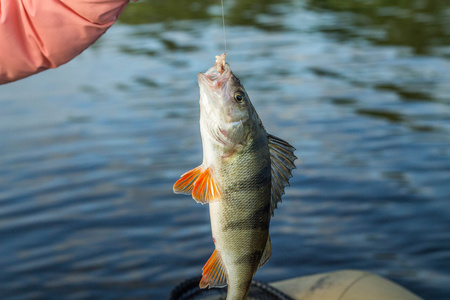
<box><xmin>198</xmin><ymin>62</ymin><xmax>232</xmax><ymax>90</ymax></box>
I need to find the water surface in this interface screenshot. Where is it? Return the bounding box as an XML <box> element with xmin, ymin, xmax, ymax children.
<box><xmin>1</xmin><ymin>1</ymin><xmax>449</xmax><ymax>299</ymax></box>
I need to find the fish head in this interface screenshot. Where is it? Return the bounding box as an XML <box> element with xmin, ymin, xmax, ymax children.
<box><xmin>198</xmin><ymin>60</ymin><xmax>257</xmax><ymax>148</ymax></box>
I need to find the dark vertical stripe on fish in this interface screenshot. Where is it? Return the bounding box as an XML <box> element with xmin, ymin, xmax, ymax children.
<box><xmin>224</xmin><ymin>163</ymin><xmax>271</xmax><ymax>194</ymax></box>
<box><xmin>234</xmin><ymin>250</ymin><xmax>263</xmax><ymax>266</ymax></box>
<box><xmin>222</xmin><ymin>202</ymin><xmax>270</xmax><ymax>231</ymax></box>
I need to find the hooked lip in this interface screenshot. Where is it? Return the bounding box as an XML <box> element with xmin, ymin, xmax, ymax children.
<box><xmin>198</xmin><ymin>63</ymin><xmax>232</xmax><ymax>89</ymax></box>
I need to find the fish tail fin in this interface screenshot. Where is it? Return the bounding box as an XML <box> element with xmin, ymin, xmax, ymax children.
<box><xmin>199</xmin><ymin>249</ymin><xmax>227</xmax><ymax>289</ymax></box>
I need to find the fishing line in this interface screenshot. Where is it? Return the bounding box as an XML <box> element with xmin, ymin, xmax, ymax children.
<box><xmin>220</xmin><ymin>0</ymin><xmax>227</xmax><ymax>53</ymax></box>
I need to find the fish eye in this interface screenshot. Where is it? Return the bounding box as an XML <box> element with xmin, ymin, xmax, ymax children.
<box><xmin>234</xmin><ymin>91</ymin><xmax>245</xmax><ymax>103</ymax></box>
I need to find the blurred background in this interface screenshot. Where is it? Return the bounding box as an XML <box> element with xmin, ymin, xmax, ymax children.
<box><xmin>1</xmin><ymin>0</ymin><xmax>449</xmax><ymax>299</ymax></box>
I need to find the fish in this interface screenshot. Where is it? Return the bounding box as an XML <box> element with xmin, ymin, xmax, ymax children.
<box><xmin>173</xmin><ymin>53</ymin><xmax>296</xmax><ymax>300</ymax></box>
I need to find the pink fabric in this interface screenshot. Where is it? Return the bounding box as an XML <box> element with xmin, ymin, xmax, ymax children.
<box><xmin>0</xmin><ymin>0</ymin><xmax>131</xmax><ymax>84</ymax></box>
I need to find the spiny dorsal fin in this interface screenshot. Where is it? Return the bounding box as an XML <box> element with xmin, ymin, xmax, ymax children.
<box><xmin>259</xmin><ymin>236</ymin><xmax>271</xmax><ymax>268</ymax></box>
<box><xmin>268</xmin><ymin>134</ymin><xmax>297</xmax><ymax>216</ymax></box>
<box><xmin>173</xmin><ymin>166</ymin><xmax>222</xmax><ymax>204</ymax></box>
<box><xmin>200</xmin><ymin>249</ymin><xmax>227</xmax><ymax>289</ymax></box>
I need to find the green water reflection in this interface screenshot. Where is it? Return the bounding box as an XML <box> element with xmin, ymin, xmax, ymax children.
<box><xmin>120</xmin><ymin>0</ymin><xmax>290</xmax><ymax>29</ymax></box>
<box><xmin>306</xmin><ymin>0</ymin><xmax>450</xmax><ymax>54</ymax></box>
<box><xmin>119</xmin><ymin>1</ymin><xmax>215</xmax><ymax>24</ymax></box>
<box><xmin>120</xmin><ymin>0</ymin><xmax>450</xmax><ymax>55</ymax></box>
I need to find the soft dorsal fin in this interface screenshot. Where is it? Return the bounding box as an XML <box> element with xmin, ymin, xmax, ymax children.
<box><xmin>173</xmin><ymin>166</ymin><xmax>222</xmax><ymax>204</ymax></box>
<box><xmin>268</xmin><ymin>134</ymin><xmax>297</xmax><ymax>216</ymax></box>
<box><xmin>259</xmin><ymin>236</ymin><xmax>271</xmax><ymax>268</ymax></box>
<box><xmin>199</xmin><ymin>249</ymin><xmax>228</xmax><ymax>289</ymax></box>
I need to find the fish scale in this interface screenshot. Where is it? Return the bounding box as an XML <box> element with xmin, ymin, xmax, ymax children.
<box><xmin>174</xmin><ymin>53</ymin><xmax>296</xmax><ymax>300</ymax></box>
<box><xmin>211</xmin><ymin>134</ymin><xmax>271</xmax><ymax>300</ymax></box>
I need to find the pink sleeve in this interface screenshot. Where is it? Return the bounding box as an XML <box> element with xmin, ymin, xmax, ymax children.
<box><xmin>0</xmin><ymin>0</ymin><xmax>131</xmax><ymax>84</ymax></box>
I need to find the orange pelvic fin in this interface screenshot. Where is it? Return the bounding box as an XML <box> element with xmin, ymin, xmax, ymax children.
<box><xmin>199</xmin><ymin>249</ymin><xmax>227</xmax><ymax>289</ymax></box>
<box><xmin>173</xmin><ymin>166</ymin><xmax>221</xmax><ymax>204</ymax></box>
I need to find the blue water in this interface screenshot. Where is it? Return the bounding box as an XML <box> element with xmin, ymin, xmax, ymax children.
<box><xmin>1</xmin><ymin>1</ymin><xmax>449</xmax><ymax>299</ymax></box>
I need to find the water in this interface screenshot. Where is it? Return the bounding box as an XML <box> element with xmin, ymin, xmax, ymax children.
<box><xmin>1</xmin><ymin>0</ymin><xmax>449</xmax><ymax>299</ymax></box>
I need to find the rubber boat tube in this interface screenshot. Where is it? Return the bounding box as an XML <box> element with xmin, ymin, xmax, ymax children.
<box><xmin>270</xmin><ymin>270</ymin><xmax>423</xmax><ymax>300</ymax></box>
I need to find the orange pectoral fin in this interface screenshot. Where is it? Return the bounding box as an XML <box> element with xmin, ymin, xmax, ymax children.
<box><xmin>173</xmin><ymin>166</ymin><xmax>221</xmax><ymax>204</ymax></box>
<box><xmin>173</xmin><ymin>166</ymin><xmax>202</xmax><ymax>195</ymax></box>
<box><xmin>192</xmin><ymin>168</ymin><xmax>222</xmax><ymax>203</ymax></box>
<box><xmin>199</xmin><ymin>249</ymin><xmax>227</xmax><ymax>289</ymax></box>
